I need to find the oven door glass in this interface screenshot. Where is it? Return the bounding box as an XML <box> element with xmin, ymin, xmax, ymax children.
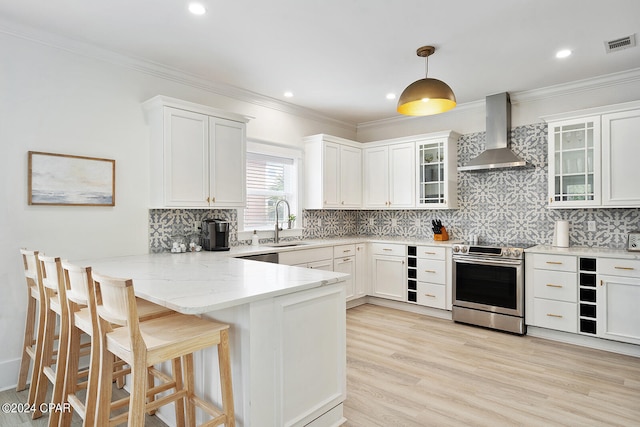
<box><xmin>454</xmin><ymin>259</ymin><xmax>521</xmax><ymax>315</ymax></box>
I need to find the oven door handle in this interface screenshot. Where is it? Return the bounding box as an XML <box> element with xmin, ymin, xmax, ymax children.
<box><xmin>453</xmin><ymin>256</ymin><xmax>522</xmax><ymax>267</ymax></box>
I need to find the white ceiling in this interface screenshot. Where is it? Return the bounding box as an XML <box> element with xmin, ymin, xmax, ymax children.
<box><xmin>1</xmin><ymin>0</ymin><xmax>639</xmax><ymax>125</ymax></box>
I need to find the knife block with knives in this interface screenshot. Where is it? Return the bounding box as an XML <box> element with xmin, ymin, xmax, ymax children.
<box><xmin>432</xmin><ymin>219</ymin><xmax>449</xmax><ymax>241</ymax></box>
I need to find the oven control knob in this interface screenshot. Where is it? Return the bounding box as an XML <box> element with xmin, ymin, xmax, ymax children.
<box><xmin>461</xmin><ymin>246</ymin><xmax>468</xmax><ymax>253</ymax></box>
<box><xmin>513</xmin><ymin>249</ymin><xmax>522</xmax><ymax>258</ymax></box>
<box><xmin>453</xmin><ymin>245</ymin><xmax>460</xmax><ymax>253</ymax></box>
<box><xmin>503</xmin><ymin>248</ymin><xmax>512</xmax><ymax>257</ymax></box>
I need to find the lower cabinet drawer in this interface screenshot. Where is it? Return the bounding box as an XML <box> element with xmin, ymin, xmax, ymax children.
<box><xmin>598</xmin><ymin>258</ymin><xmax>640</xmax><ymax>278</ymax></box>
<box><xmin>370</xmin><ymin>243</ymin><xmax>406</xmax><ymax>257</ymax></box>
<box><xmin>533</xmin><ymin>298</ymin><xmax>577</xmax><ymax>333</ymax></box>
<box><xmin>416</xmin><ymin>259</ymin><xmax>445</xmax><ymax>284</ymax></box>
<box><xmin>532</xmin><ymin>269</ymin><xmax>577</xmax><ymax>302</ymax></box>
<box><xmin>416</xmin><ymin>282</ymin><xmax>446</xmax><ymax>309</ymax></box>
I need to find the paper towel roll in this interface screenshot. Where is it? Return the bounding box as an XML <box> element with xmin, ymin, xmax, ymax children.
<box><xmin>554</xmin><ymin>220</ymin><xmax>570</xmax><ymax>247</ymax></box>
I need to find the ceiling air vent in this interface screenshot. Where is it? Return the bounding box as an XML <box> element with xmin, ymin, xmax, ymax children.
<box><xmin>604</xmin><ymin>34</ymin><xmax>636</xmax><ymax>53</ymax></box>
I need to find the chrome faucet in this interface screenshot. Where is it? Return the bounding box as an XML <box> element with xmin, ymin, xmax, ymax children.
<box><xmin>274</xmin><ymin>199</ymin><xmax>291</xmax><ymax>244</ymax></box>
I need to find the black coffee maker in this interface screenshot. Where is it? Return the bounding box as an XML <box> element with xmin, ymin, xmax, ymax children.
<box><xmin>201</xmin><ymin>219</ymin><xmax>230</xmax><ymax>251</ymax></box>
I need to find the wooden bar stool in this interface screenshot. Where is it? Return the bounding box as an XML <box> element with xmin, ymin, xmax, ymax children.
<box><xmin>92</xmin><ymin>272</ymin><xmax>235</xmax><ymax>427</ymax></box>
<box><xmin>16</xmin><ymin>249</ymin><xmax>46</xmax><ymax>407</ymax></box>
<box><xmin>30</xmin><ymin>255</ymin><xmax>80</xmax><ymax>423</ymax></box>
<box><xmin>59</xmin><ymin>262</ymin><xmax>175</xmax><ymax>427</ymax></box>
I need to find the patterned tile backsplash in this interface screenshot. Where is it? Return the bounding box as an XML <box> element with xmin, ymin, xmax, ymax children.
<box><xmin>149</xmin><ymin>123</ymin><xmax>640</xmax><ymax>251</ymax></box>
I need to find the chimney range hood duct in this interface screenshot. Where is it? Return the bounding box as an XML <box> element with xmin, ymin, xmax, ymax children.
<box><xmin>458</xmin><ymin>92</ymin><xmax>527</xmax><ymax>171</ymax></box>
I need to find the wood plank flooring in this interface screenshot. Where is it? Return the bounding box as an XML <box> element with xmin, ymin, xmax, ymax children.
<box><xmin>2</xmin><ymin>304</ymin><xmax>639</xmax><ymax>426</ymax></box>
<box><xmin>343</xmin><ymin>304</ymin><xmax>640</xmax><ymax>427</ymax></box>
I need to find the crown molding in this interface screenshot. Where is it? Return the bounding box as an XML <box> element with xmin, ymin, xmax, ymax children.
<box><xmin>0</xmin><ymin>18</ymin><xmax>356</xmax><ymax>132</ymax></box>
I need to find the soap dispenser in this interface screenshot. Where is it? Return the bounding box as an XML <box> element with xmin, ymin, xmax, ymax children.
<box><xmin>252</xmin><ymin>230</ymin><xmax>259</xmax><ymax>246</ymax></box>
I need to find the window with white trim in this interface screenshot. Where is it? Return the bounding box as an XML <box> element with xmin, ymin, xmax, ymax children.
<box><xmin>244</xmin><ymin>141</ymin><xmax>300</xmax><ymax>231</ymax></box>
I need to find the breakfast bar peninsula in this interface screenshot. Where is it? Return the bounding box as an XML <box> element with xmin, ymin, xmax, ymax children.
<box><xmin>80</xmin><ymin>252</ymin><xmax>348</xmax><ymax>427</ymax></box>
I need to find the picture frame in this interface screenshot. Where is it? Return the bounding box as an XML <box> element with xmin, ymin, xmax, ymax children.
<box><xmin>28</xmin><ymin>151</ymin><xmax>116</xmax><ymax>206</ymax></box>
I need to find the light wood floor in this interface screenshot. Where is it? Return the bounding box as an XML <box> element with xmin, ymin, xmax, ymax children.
<box><xmin>3</xmin><ymin>304</ymin><xmax>639</xmax><ymax>426</ymax></box>
<box><xmin>343</xmin><ymin>304</ymin><xmax>640</xmax><ymax>427</ymax></box>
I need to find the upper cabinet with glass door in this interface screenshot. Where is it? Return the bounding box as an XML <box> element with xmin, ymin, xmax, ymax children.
<box><xmin>544</xmin><ymin>100</ymin><xmax>640</xmax><ymax>209</ymax></box>
<box><xmin>415</xmin><ymin>131</ymin><xmax>459</xmax><ymax>209</ymax></box>
<box><xmin>547</xmin><ymin>117</ymin><xmax>601</xmax><ymax>208</ymax></box>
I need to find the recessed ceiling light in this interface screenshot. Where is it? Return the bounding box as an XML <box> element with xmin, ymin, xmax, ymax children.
<box><xmin>188</xmin><ymin>2</ymin><xmax>206</xmax><ymax>15</ymax></box>
<box><xmin>556</xmin><ymin>49</ymin><xmax>572</xmax><ymax>59</ymax></box>
<box><xmin>284</xmin><ymin>91</ymin><xmax>293</xmax><ymax>98</ymax></box>
<box><xmin>386</xmin><ymin>93</ymin><xmax>396</xmax><ymax>100</ymax></box>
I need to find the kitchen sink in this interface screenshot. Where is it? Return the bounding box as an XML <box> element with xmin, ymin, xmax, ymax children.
<box><xmin>264</xmin><ymin>241</ymin><xmax>309</xmax><ymax>248</ymax></box>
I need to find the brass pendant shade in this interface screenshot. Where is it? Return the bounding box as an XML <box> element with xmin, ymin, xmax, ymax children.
<box><xmin>397</xmin><ymin>46</ymin><xmax>456</xmax><ymax>116</ymax></box>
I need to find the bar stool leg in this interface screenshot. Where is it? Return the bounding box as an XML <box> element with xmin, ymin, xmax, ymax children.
<box><xmin>171</xmin><ymin>358</ymin><xmax>186</xmax><ymax>427</ymax></box>
<box><xmin>218</xmin><ymin>330</ymin><xmax>235</xmax><ymax>427</ymax></box>
<box><xmin>128</xmin><ymin>353</ymin><xmax>148</xmax><ymax>427</ymax></box>
<box><xmin>16</xmin><ymin>295</ymin><xmax>38</xmax><ymax>392</ymax></box>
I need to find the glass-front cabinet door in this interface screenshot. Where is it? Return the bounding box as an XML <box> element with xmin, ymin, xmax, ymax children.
<box><xmin>415</xmin><ymin>133</ymin><xmax>458</xmax><ymax>209</ymax></box>
<box><xmin>548</xmin><ymin>116</ymin><xmax>601</xmax><ymax>207</ymax></box>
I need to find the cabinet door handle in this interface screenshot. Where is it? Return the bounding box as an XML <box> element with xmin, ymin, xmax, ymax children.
<box><xmin>546</xmin><ymin>261</ymin><xmax>563</xmax><ymax>265</ymax></box>
<box><xmin>546</xmin><ymin>313</ymin><xmax>563</xmax><ymax>318</ymax></box>
<box><xmin>425</xmin><ymin>294</ymin><xmax>436</xmax><ymax>298</ymax></box>
<box><xmin>600</xmin><ymin>280</ymin><xmax>604</xmax><ymax>287</ymax></box>
<box><xmin>546</xmin><ymin>284</ymin><xmax>563</xmax><ymax>288</ymax></box>
<box><xmin>206</xmin><ymin>197</ymin><xmax>210</xmax><ymax>203</ymax></box>
<box><xmin>614</xmin><ymin>266</ymin><xmax>635</xmax><ymax>271</ymax></box>
<box><xmin>211</xmin><ymin>196</ymin><xmax>215</xmax><ymax>203</ymax></box>
<box><xmin>341</xmin><ymin>201</ymin><xmax>344</xmax><ymax>205</ymax></box>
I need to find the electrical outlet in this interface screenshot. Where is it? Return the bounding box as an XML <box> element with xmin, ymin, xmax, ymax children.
<box><xmin>391</xmin><ymin>218</ymin><xmax>398</xmax><ymax>227</ymax></box>
<box><xmin>317</xmin><ymin>219</ymin><xmax>322</xmax><ymax>227</ymax></box>
<box><xmin>587</xmin><ymin>221</ymin><xmax>596</xmax><ymax>232</ymax></box>
<box><xmin>415</xmin><ymin>218</ymin><xmax>421</xmax><ymax>228</ymax></box>
<box><xmin>369</xmin><ymin>218</ymin><xmax>374</xmax><ymax>226</ymax></box>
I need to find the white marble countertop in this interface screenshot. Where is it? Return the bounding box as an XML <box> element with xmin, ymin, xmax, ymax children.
<box><xmin>78</xmin><ymin>252</ymin><xmax>348</xmax><ymax>314</ymax></box>
<box><xmin>526</xmin><ymin>244</ymin><xmax>640</xmax><ymax>259</ymax></box>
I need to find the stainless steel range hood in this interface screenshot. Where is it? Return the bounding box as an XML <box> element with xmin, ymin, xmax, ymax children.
<box><xmin>458</xmin><ymin>92</ymin><xmax>527</xmax><ymax>171</ymax></box>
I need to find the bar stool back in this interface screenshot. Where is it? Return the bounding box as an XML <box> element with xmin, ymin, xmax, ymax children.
<box><xmin>92</xmin><ymin>272</ymin><xmax>235</xmax><ymax>427</ymax></box>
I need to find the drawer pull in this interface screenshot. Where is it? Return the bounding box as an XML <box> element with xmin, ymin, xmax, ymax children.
<box><xmin>546</xmin><ymin>261</ymin><xmax>563</xmax><ymax>265</ymax></box>
<box><xmin>343</xmin><ymin>258</ymin><xmax>351</xmax><ymax>262</ymax></box>
<box><xmin>546</xmin><ymin>284</ymin><xmax>563</xmax><ymax>288</ymax></box>
<box><xmin>343</xmin><ymin>250</ymin><xmax>352</xmax><ymax>253</ymax></box>
<box><xmin>424</xmin><ymin>270</ymin><xmax>437</xmax><ymax>273</ymax></box>
<box><xmin>614</xmin><ymin>266</ymin><xmax>635</xmax><ymax>271</ymax></box>
<box><xmin>424</xmin><ymin>251</ymin><xmax>437</xmax><ymax>255</ymax></box>
<box><xmin>383</xmin><ymin>248</ymin><xmax>393</xmax><ymax>251</ymax></box>
<box><xmin>546</xmin><ymin>313</ymin><xmax>563</xmax><ymax>318</ymax></box>
<box><xmin>425</xmin><ymin>294</ymin><xmax>436</xmax><ymax>298</ymax></box>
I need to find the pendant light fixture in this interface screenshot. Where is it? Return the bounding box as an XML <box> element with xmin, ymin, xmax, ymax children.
<box><xmin>397</xmin><ymin>46</ymin><xmax>456</xmax><ymax>116</ymax></box>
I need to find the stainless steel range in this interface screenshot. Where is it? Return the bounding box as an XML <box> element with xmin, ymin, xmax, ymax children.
<box><xmin>452</xmin><ymin>243</ymin><xmax>532</xmax><ymax>335</ymax></box>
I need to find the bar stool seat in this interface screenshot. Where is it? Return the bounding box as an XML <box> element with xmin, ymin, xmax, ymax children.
<box><xmin>93</xmin><ymin>272</ymin><xmax>235</xmax><ymax>427</ymax></box>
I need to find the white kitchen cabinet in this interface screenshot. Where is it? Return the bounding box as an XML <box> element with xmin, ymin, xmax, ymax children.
<box><xmin>601</xmin><ymin>108</ymin><xmax>640</xmax><ymax>207</ymax></box>
<box><xmin>415</xmin><ymin>132</ymin><xmax>459</xmax><ymax>209</ymax></box>
<box><xmin>525</xmin><ymin>253</ymin><xmax>578</xmax><ymax>333</ymax></box>
<box><xmin>303</xmin><ymin>135</ymin><xmax>362</xmax><ymax>209</ymax></box>
<box><xmin>354</xmin><ymin>243</ymin><xmax>368</xmax><ymax>299</ymax></box>
<box><xmin>414</xmin><ymin>246</ymin><xmax>447</xmax><ymax>309</ymax></box>
<box><xmin>143</xmin><ymin>96</ymin><xmax>249</xmax><ymax>208</ymax></box>
<box><xmin>370</xmin><ymin>243</ymin><xmax>406</xmax><ymax>301</ymax></box>
<box><xmin>334</xmin><ymin>254</ymin><xmax>355</xmax><ymax>300</ymax></box>
<box><xmin>597</xmin><ymin>258</ymin><xmax>640</xmax><ymax>345</ymax></box>
<box><xmin>543</xmin><ymin>100</ymin><xmax>640</xmax><ymax>208</ymax></box>
<box><xmin>363</xmin><ymin>143</ymin><xmax>415</xmax><ymax>208</ymax></box>
<box><xmin>546</xmin><ymin>116</ymin><xmax>601</xmax><ymax>207</ymax></box>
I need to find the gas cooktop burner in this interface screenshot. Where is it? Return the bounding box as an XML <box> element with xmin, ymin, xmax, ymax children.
<box><xmin>452</xmin><ymin>242</ymin><xmax>535</xmax><ymax>260</ymax></box>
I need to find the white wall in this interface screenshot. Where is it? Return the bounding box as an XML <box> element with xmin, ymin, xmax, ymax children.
<box><xmin>0</xmin><ymin>32</ymin><xmax>356</xmax><ymax>390</ymax></box>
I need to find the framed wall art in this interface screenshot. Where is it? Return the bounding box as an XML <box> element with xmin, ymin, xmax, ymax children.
<box><xmin>28</xmin><ymin>151</ymin><xmax>115</xmax><ymax>206</ymax></box>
